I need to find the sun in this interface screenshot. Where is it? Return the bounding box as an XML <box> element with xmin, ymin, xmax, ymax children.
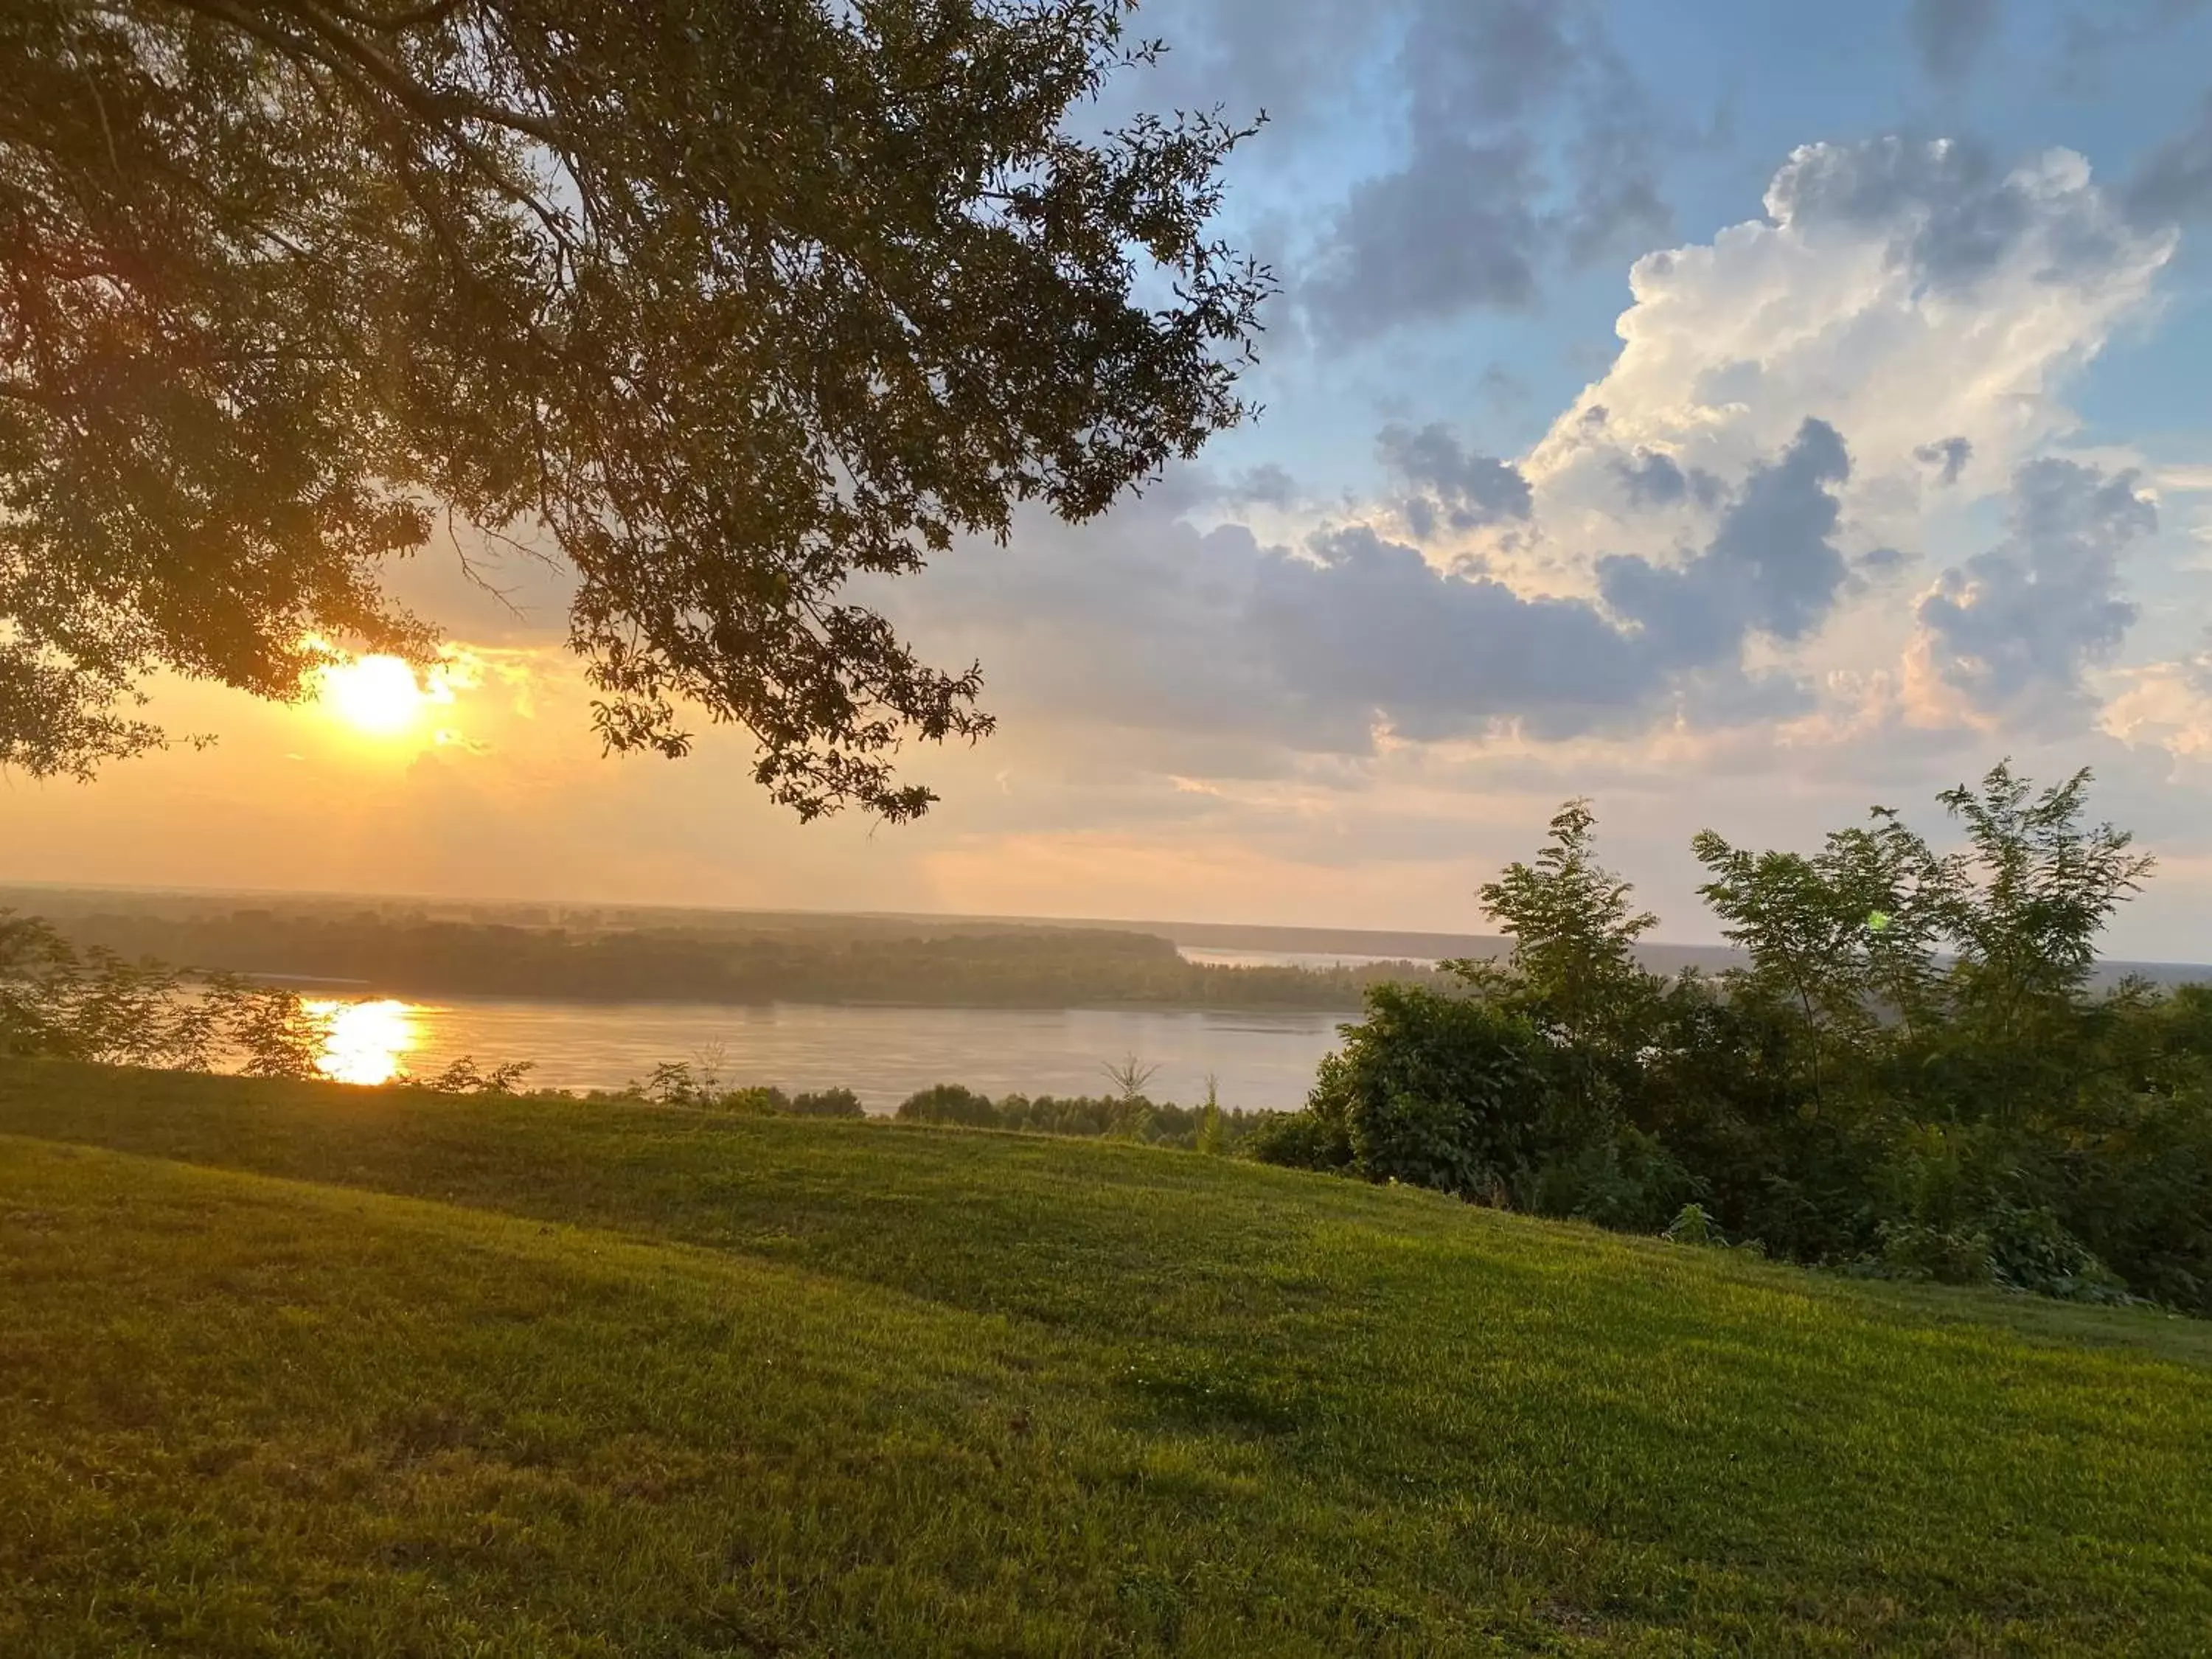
<box><xmin>305</xmin><ymin>998</ymin><xmax>417</xmax><ymax>1086</ymax></box>
<box><xmin>319</xmin><ymin>654</ymin><xmax>427</xmax><ymax>736</ymax></box>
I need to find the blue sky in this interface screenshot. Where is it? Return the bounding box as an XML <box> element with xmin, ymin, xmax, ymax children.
<box><xmin>10</xmin><ymin>0</ymin><xmax>2212</xmax><ymax>960</ymax></box>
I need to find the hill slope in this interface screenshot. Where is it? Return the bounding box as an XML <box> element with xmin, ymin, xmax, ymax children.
<box><xmin>1</xmin><ymin>1062</ymin><xmax>2209</xmax><ymax>1655</ymax></box>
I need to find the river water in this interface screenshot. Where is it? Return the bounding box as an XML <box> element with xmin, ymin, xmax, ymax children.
<box><xmin>313</xmin><ymin>995</ymin><xmax>1353</xmax><ymax>1114</ymax></box>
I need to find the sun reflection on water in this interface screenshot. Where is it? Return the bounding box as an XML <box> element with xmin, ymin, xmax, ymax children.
<box><xmin>305</xmin><ymin>998</ymin><xmax>417</xmax><ymax>1085</ymax></box>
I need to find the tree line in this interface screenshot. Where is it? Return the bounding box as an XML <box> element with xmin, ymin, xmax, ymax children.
<box><xmin>1249</xmin><ymin>764</ymin><xmax>2212</xmax><ymax>1312</ymax></box>
<box><xmin>31</xmin><ymin>911</ymin><xmax>1447</xmax><ymax>1011</ymax></box>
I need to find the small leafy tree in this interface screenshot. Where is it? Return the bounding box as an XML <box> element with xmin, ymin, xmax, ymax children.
<box><xmin>1101</xmin><ymin>1053</ymin><xmax>1161</xmax><ymax>1104</ymax></box>
<box><xmin>0</xmin><ymin>912</ymin><xmax>83</xmax><ymax>1057</ymax></box>
<box><xmin>1937</xmin><ymin>763</ymin><xmax>2153</xmax><ymax>1051</ymax></box>
<box><xmin>1465</xmin><ymin>800</ymin><xmax>1666</xmax><ymax>1144</ymax></box>
<box><xmin>641</xmin><ymin>1060</ymin><xmax>700</xmax><ymax>1106</ymax></box>
<box><xmin>1472</xmin><ymin>800</ymin><xmax>1660</xmax><ymax>1039</ymax></box>
<box><xmin>424</xmin><ymin>1056</ymin><xmax>537</xmax><ymax>1095</ymax></box>
<box><xmin>219</xmin><ymin>987</ymin><xmax>331</xmax><ymax>1080</ymax></box>
<box><xmin>1692</xmin><ymin>807</ymin><xmax>1951</xmax><ymax>1112</ymax></box>
<box><xmin>1196</xmin><ymin>1074</ymin><xmax>1227</xmax><ymax>1155</ymax></box>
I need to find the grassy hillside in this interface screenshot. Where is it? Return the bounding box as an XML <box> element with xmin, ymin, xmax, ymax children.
<box><xmin>2</xmin><ymin>1062</ymin><xmax>2209</xmax><ymax>1655</ymax></box>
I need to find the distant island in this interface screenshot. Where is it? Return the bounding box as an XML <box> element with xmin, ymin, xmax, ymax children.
<box><xmin>1</xmin><ymin>888</ymin><xmax>1445</xmax><ymax>1011</ymax></box>
<box><xmin>3</xmin><ymin>886</ymin><xmax>2201</xmax><ymax>1010</ymax></box>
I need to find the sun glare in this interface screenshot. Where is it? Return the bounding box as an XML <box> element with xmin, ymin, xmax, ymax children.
<box><xmin>307</xmin><ymin>998</ymin><xmax>417</xmax><ymax>1085</ymax></box>
<box><xmin>321</xmin><ymin>654</ymin><xmax>428</xmax><ymax>736</ymax></box>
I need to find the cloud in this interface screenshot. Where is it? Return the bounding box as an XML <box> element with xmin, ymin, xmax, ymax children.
<box><xmin>1304</xmin><ymin>139</ymin><xmax>1550</xmax><ymax>335</ymax></box>
<box><xmin>1916</xmin><ymin>459</ymin><xmax>2154</xmax><ymax>726</ymax></box>
<box><xmin>874</xmin><ymin>126</ymin><xmax>2191</xmax><ymax>892</ymax></box>
<box><xmin>1280</xmin><ymin>422</ymin><xmax>1854</xmax><ymax>741</ymax></box>
<box><xmin>1597</xmin><ymin>418</ymin><xmax>1853</xmax><ymax>666</ymax></box>
<box><xmin>1299</xmin><ymin>0</ymin><xmax>1669</xmax><ymax>343</ymax></box>
<box><xmin>1225</xmin><ymin>463</ymin><xmax>1300</xmax><ymax>509</ymax></box>
<box><xmin>900</xmin><ymin>414</ymin><xmax>1861</xmax><ymax>773</ymax></box>
<box><xmin>1907</xmin><ymin>0</ymin><xmax>2000</xmax><ymax>80</ymax></box>
<box><xmin>1248</xmin><ymin>525</ymin><xmax>1655</xmax><ymax>742</ymax></box>
<box><xmin>1377</xmin><ymin>423</ymin><xmax>1533</xmax><ymax>537</ymax></box>
<box><xmin>1915</xmin><ymin>437</ymin><xmax>1974</xmax><ymax>486</ymax></box>
<box><xmin>1524</xmin><ymin>137</ymin><xmax>2172</xmax><ymax>555</ymax></box>
<box><xmin>2103</xmin><ymin>631</ymin><xmax>2212</xmax><ymax>765</ymax></box>
<box><xmin>1114</xmin><ymin>0</ymin><xmax>1399</xmax><ymax>131</ymax></box>
<box><xmin>2059</xmin><ymin>1</ymin><xmax>2210</xmax><ymax>86</ymax></box>
<box><xmin>1762</xmin><ymin>136</ymin><xmax>2128</xmax><ymax>291</ymax></box>
<box><xmin>2125</xmin><ymin>93</ymin><xmax>2212</xmax><ymax>226</ymax></box>
<box><xmin>1614</xmin><ymin>449</ymin><xmax>1724</xmax><ymax>510</ymax></box>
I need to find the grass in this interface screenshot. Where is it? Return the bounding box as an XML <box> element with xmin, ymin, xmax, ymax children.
<box><xmin>1</xmin><ymin>1062</ymin><xmax>2209</xmax><ymax>1654</ymax></box>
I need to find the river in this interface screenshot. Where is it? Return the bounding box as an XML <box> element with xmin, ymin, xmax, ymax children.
<box><xmin>312</xmin><ymin>994</ymin><xmax>1354</xmax><ymax>1114</ymax></box>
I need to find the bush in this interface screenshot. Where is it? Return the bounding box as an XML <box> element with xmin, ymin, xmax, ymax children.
<box><xmin>1307</xmin><ymin>984</ymin><xmax>1545</xmax><ymax>1200</ymax></box>
<box><xmin>896</xmin><ymin>1082</ymin><xmax>1000</xmax><ymax>1127</ymax></box>
<box><xmin>1242</xmin><ymin>1107</ymin><xmax>1349</xmax><ymax>1172</ymax></box>
<box><xmin>789</xmin><ymin>1087</ymin><xmax>866</xmax><ymax>1119</ymax></box>
<box><xmin>1526</xmin><ymin>1127</ymin><xmax>1702</xmax><ymax>1232</ymax></box>
<box><xmin>712</xmin><ymin>1085</ymin><xmax>791</xmax><ymax>1116</ymax></box>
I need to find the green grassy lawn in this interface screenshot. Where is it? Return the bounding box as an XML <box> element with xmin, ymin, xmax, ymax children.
<box><xmin>1</xmin><ymin>1062</ymin><xmax>2209</xmax><ymax>1655</ymax></box>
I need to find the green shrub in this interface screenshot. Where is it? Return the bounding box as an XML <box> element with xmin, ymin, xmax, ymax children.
<box><xmin>1527</xmin><ymin>1127</ymin><xmax>1701</xmax><ymax>1232</ymax></box>
<box><xmin>789</xmin><ymin>1087</ymin><xmax>866</xmax><ymax>1119</ymax></box>
<box><xmin>896</xmin><ymin>1082</ymin><xmax>1000</xmax><ymax>1127</ymax></box>
<box><xmin>712</xmin><ymin>1085</ymin><xmax>791</xmax><ymax>1116</ymax></box>
<box><xmin>1240</xmin><ymin>1108</ymin><xmax>1349</xmax><ymax>1172</ymax></box>
<box><xmin>1307</xmin><ymin>984</ymin><xmax>1545</xmax><ymax>1200</ymax></box>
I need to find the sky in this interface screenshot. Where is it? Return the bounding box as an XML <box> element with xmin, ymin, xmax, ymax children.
<box><xmin>9</xmin><ymin>0</ymin><xmax>2212</xmax><ymax>959</ymax></box>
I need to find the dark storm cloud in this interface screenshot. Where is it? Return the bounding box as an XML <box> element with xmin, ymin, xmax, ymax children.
<box><xmin>2059</xmin><ymin>0</ymin><xmax>2209</xmax><ymax>79</ymax></box>
<box><xmin>1121</xmin><ymin>0</ymin><xmax>1399</xmax><ymax>129</ymax></box>
<box><xmin>1918</xmin><ymin>459</ymin><xmax>2154</xmax><ymax>723</ymax></box>
<box><xmin>1614</xmin><ymin>449</ymin><xmax>1725</xmax><ymax>510</ymax></box>
<box><xmin>1300</xmin><ymin>0</ymin><xmax>1670</xmax><ymax>344</ymax></box>
<box><xmin>1250</xmin><ymin>525</ymin><xmax>1653</xmax><ymax>741</ymax></box>
<box><xmin>1914</xmin><ymin>436</ymin><xmax>1974</xmax><ymax>485</ymax></box>
<box><xmin>1597</xmin><ymin>419</ymin><xmax>1854</xmax><ymax>668</ymax></box>
<box><xmin>2125</xmin><ymin>94</ymin><xmax>2212</xmax><ymax>225</ymax></box>
<box><xmin>905</xmin><ymin>423</ymin><xmax>1858</xmax><ymax>764</ymax></box>
<box><xmin>1225</xmin><ymin>463</ymin><xmax>1300</xmax><ymax>509</ymax></box>
<box><xmin>1253</xmin><ymin>420</ymin><xmax>1854</xmax><ymax>740</ymax></box>
<box><xmin>1377</xmin><ymin>422</ymin><xmax>1533</xmax><ymax>538</ymax></box>
<box><xmin>1307</xmin><ymin>139</ymin><xmax>1548</xmax><ymax>336</ymax></box>
<box><xmin>1907</xmin><ymin>0</ymin><xmax>2000</xmax><ymax>80</ymax></box>
<box><xmin>1768</xmin><ymin>136</ymin><xmax>2127</xmax><ymax>291</ymax></box>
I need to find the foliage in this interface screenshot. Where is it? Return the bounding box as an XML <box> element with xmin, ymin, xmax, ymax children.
<box><xmin>896</xmin><ymin>1081</ymin><xmax>1001</xmax><ymax>1127</ymax></box>
<box><xmin>640</xmin><ymin>1060</ymin><xmax>704</xmax><ymax>1106</ymax></box>
<box><xmin>788</xmin><ymin>1086</ymin><xmax>867</xmax><ymax>1119</ymax></box>
<box><xmin>1242</xmin><ymin>1107</ymin><xmax>1352</xmax><ymax>1172</ymax></box>
<box><xmin>1</xmin><ymin>0</ymin><xmax>1270</xmax><ymax>815</ymax></box>
<box><xmin>1470</xmin><ymin>798</ymin><xmax>1660</xmax><ymax>1051</ymax></box>
<box><xmin>1259</xmin><ymin>763</ymin><xmax>2212</xmax><ymax>1314</ymax></box>
<box><xmin>422</xmin><ymin>1055</ymin><xmax>538</xmax><ymax>1095</ymax></box>
<box><xmin>1101</xmin><ymin>1052</ymin><xmax>1162</xmax><ymax>1102</ymax></box>
<box><xmin>0</xmin><ymin>909</ymin><xmax>334</xmax><ymax>1079</ymax></box>
<box><xmin>1303</xmin><ymin>983</ymin><xmax>1544</xmax><ymax>1200</ymax></box>
<box><xmin>1196</xmin><ymin>1075</ymin><xmax>1227</xmax><ymax>1155</ymax></box>
<box><xmin>897</xmin><ymin>1079</ymin><xmax>1270</xmax><ymax>1150</ymax></box>
<box><xmin>1663</xmin><ymin>1203</ymin><xmax>1723</xmax><ymax>1246</ymax></box>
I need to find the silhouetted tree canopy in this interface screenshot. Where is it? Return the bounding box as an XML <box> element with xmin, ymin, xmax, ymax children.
<box><xmin>0</xmin><ymin>0</ymin><xmax>1270</xmax><ymax>816</ymax></box>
